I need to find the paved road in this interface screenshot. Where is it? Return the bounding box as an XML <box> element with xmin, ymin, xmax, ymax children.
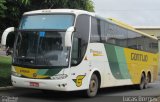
<box><xmin>0</xmin><ymin>77</ymin><xmax>160</xmax><ymax>102</ymax></box>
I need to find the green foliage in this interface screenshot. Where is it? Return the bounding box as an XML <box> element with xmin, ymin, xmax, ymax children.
<box><xmin>0</xmin><ymin>0</ymin><xmax>7</xmax><ymax>17</ymax></box>
<box><xmin>41</xmin><ymin>0</ymin><xmax>94</xmax><ymax>12</ymax></box>
<box><xmin>1</xmin><ymin>0</ymin><xmax>94</xmax><ymax>24</ymax></box>
<box><xmin>0</xmin><ymin>56</ymin><xmax>11</xmax><ymax>77</ymax></box>
<box><xmin>0</xmin><ymin>56</ymin><xmax>12</xmax><ymax>86</ymax></box>
<box><xmin>0</xmin><ymin>0</ymin><xmax>94</xmax><ymax>45</ymax></box>
<box><xmin>85</xmin><ymin>0</ymin><xmax>94</xmax><ymax>12</ymax></box>
<box><xmin>20</xmin><ymin>0</ymin><xmax>30</xmax><ymax>5</ymax></box>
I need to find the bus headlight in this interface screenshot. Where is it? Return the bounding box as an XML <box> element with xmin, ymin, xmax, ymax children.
<box><xmin>50</xmin><ymin>74</ymin><xmax>68</xmax><ymax>80</ymax></box>
<box><xmin>12</xmin><ymin>71</ymin><xmax>21</xmax><ymax>77</ymax></box>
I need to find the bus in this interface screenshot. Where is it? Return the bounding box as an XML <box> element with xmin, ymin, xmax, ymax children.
<box><xmin>1</xmin><ymin>9</ymin><xmax>159</xmax><ymax>97</ymax></box>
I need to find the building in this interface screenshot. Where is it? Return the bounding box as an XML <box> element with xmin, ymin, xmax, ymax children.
<box><xmin>134</xmin><ymin>26</ymin><xmax>160</xmax><ymax>37</ymax></box>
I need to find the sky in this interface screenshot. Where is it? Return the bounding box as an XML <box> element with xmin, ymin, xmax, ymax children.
<box><xmin>92</xmin><ymin>0</ymin><xmax>160</xmax><ymax>27</ymax></box>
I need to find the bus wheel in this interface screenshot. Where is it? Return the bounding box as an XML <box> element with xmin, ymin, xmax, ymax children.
<box><xmin>144</xmin><ymin>74</ymin><xmax>150</xmax><ymax>89</ymax></box>
<box><xmin>85</xmin><ymin>74</ymin><xmax>99</xmax><ymax>97</ymax></box>
<box><xmin>138</xmin><ymin>73</ymin><xmax>146</xmax><ymax>90</ymax></box>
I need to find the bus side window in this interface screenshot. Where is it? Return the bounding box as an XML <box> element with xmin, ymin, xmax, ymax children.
<box><xmin>106</xmin><ymin>24</ymin><xmax>116</xmax><ymax>44</ymax></box>
<box><xmin>127</xmin><ymin>31</ymin><xmax>139</xmax><ymax>50</ymax></box>
<box><xmin>90</xmin><ymin>17</ymin><xmax>101</xmax><ymax>42</ymax></box>
<box><xmin>72</xmin><ymin>14</ymin><xmax>90</xmax><ymax>66</ymax></box>
<box><xmin>71</xmin><ymin>37</ymin><xmax>80</xmax><ymax>65</ymax></box>
<box><xmin>147</xmin><ymin>38</ymin><xmax>158</xmax><ymax>53</ymax></box>
<box><xmin>136</xmin><ymin>35</ymin><xmax>145</xmax><ymax>51</ymax></box>
<box><xmin>114</xmin><ymin>26</ymin><xmax>128</xmax><ymax>47</ymax></box>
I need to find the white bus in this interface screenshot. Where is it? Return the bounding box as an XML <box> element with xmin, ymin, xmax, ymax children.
<box><xmin>1</xmin><ymin>9</ymin><xmax>158</xmax><ymax>97</ymax></box>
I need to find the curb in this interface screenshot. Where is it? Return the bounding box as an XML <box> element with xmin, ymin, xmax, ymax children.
<box><xmin>0</xmin><ymin>86</ymin><xmax>14</xmax><ymax>90</ymax></box>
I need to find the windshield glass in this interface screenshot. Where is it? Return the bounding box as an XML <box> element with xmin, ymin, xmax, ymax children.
<box><xmin>13</xmin><ymin>31</ymin><xmax>70</xmax><ymax>67</ymax></box>
<box><xmin>19</xmin><ymin>14</ymin><xmax>74</xmax><ymax>30</ymax></box>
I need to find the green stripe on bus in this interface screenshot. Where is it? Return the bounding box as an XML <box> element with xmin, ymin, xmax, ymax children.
<box><xmin>114</xmin><ymin>46</ymin><xmax>130</xmax><ymax>79</ymax></box>
<box><xmin>104</xmin><ymin>44</ymin><xmax>123</xmax><ymax>79</ymax></box>
<box><xmin>44</xmin><ymin>68</ymin><xmax>62</xmax><ymax>76</ymax></box>
<box><xmin>104</xmin><ymin>44</ymin><xmax>130</xmax><ymax>79</ymax></box>
<box><xmin>37</xmin><ymin>69</ymin><xmax>48</xmax><ymax>75</ymax></box>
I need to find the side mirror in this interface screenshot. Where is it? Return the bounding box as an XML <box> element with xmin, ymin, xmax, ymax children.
<box><xmin>65</xmin><ymin>26</ymin><xmax>75</xmax><ymax>47</ymax></box>
<box><xmin>1</xmin><ymin>27</ymin><xmax>15</xmax><ymax>47</ymax></box>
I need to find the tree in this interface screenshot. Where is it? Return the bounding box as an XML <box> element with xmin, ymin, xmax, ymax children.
<box><xmin>1</xmin><ymin>0</ymin><xmax>94</xmax><ymax>30</ymax></box>
<box><xmin>0</xmin><ymin>0</ymin><xmax>7</xmax><ymax>18</ymax></box>
<box><xmin>40</xmin><ymin>0</ymin><xmax>94</xmax><ymax>12</ymax></box>
<box><xmin>0</xmin><ymin>0</ymin><xmax>94</xmax><ymax>47</ymax></box>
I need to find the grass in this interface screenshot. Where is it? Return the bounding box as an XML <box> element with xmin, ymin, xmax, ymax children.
<box><xmin>0</xmin><ymin>56</ymin><xmax>12</xmax><ymax>86</ymax></box>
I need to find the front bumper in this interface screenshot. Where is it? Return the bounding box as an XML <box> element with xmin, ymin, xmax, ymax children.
<box><xmin>11</xmin><ymin>75</ymin><xmax>69</xmax><ymax>91</ymax></box>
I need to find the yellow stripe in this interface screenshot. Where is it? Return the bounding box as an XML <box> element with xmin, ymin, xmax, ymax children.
<box><xmin>14</xmin><ymin>66</ymin><xmax>48</xmax><ymax>78</ymax></box>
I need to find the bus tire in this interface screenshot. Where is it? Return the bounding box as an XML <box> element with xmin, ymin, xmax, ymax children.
<box><xmin>85</xmin><ymin>74</ymin><xmax>99</xmax><ymax>97</ymax></box>
<box><xmin>137</xmin><ymin>73</ymin><xmax>146</xmax><ymax>90</ymax></box>
<box><xmin>144</xmin><ymin>73</ymin><xmax>150</xmax><ymax>89</ymax></box>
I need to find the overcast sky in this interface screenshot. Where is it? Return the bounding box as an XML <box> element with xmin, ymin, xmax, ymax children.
<box><xmin>92</xmin><ymin>0</ymin><xmax>160</xmax><ymax>26</ymax></box>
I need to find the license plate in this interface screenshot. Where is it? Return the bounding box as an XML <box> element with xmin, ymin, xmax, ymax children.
<box><xmin>30</xmin><ymin>82</ymin><xmax>39</xmax><ymax>87</ymax></box>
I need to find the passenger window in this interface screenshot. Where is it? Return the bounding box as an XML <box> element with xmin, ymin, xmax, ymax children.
<box><xmin>106</xmin><ymin>24</ymin><xmax>116</xmax><ymax>44</ymax></box>
<box><xmin>136</xmin><ymin>35</ymin><xmax>145</xmax><ymax>51</ymax></box>
<box><xmin>90</xmin><ymin>17</ymin><xmax>101</xmax><ymax>42</ymax></box>
<box><xmin>72</xmin><ymin>14</ymin><xmax>90</xmax><ymax>66</ymax></box>
<box><xmin>114</xmin><ymin>26</ymin><xmax>128</xmax><ymax>47</ymax></box>
<box><xmin>71</xmin><ymin>37</ymin><xmax>80</xmax><ymax>65</ymax></box>
<box><xmin>127</xmin><ymin>31</ymin><xmax>139</xmax><ymax>50</ymax></box>
<box><xmin>144</xmin><ymin>37</ymin><xmax>158</xmax><ymax>53</ymax></box>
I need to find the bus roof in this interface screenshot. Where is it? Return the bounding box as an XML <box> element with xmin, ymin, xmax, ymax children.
<box><xmin>24</xmin><ymin>9</ymin><xmax>95</xmax><ymax>16</ymax></box>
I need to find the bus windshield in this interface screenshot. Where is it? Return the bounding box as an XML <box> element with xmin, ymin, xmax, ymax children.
<box><xmin>19</xmin><ymin>14</ymin><xmax>74</xmax><ymax>30</ymax></box>
<box><xmin>13</xmin><ymin>31</ymin><xmax>70</xmax><ymax>68</ymax></box>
